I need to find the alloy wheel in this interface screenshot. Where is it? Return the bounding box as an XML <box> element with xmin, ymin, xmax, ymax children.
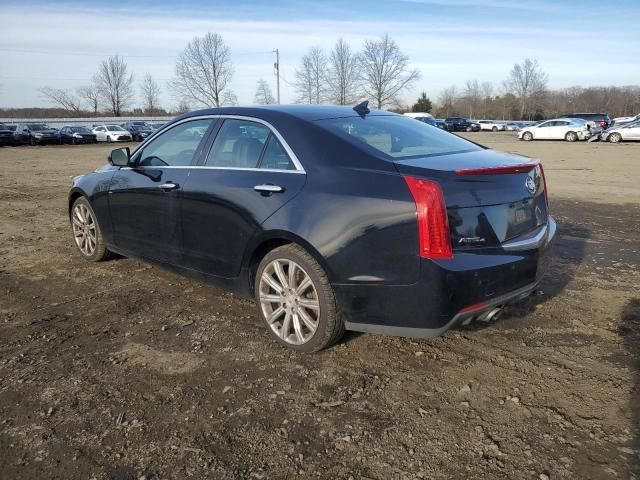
<box><xmin>610</xmin><ymin>133</ymin><xmax>622</xmax><ymax>143</ymax></box>
<box><xmin>258</xmin><ymin>259</ymin><xmax>320</xmax><ymax>345</ymax></box>
<box><xmin>72</xmin><ymin>203</ymin><xmax>97</xmax><ymax>256</ymax></box>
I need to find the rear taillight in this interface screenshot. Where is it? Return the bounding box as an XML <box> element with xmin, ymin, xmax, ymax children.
<box><xmin>403</xmin><ymin>176</ymin><xmax>453</xmax><ymax>259</ymax></box>
<box><xmin>539</xmin><ymin>162</ymin><xmax>549</xmax><ymax>208</ymax></box>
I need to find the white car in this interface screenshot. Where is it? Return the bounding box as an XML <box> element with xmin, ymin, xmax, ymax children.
<box><xmin>518</xmin><ymin>118</ymin><xmax>590</xmax><ymax>142</ymax></box>
<box><xmin>601</xmin><ymin>120</ymin><xmax>640</xmax><ymax>143</ymax></box>
<box><xmin>92</xmin><ymin>125</ymin><xmax>133</xmax><ymax>143</ymax></box>
<box><xmin>477</xmin><ymin>120</ymin><xmax>505</xmax><ymax>131</ymax></box>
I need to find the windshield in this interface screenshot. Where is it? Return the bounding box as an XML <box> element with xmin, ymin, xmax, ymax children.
<box><xmin>317</xmin><ymin>115</ymin><xmax>482</xmax><ymax>159</ymax></box>
<box><xmin>30</xmin><ymin>124</ymin><xmax>48</xmax><ymax>131</ymax></box>
<box><xmin>70</xmin><ymin>127</ymin><xmax>91</xmax><ymax>133</ymax></box>
<box><xmin>106</xmin><ymin>125</ymin><xmax>122</xmax><ymax>131</ymax></box>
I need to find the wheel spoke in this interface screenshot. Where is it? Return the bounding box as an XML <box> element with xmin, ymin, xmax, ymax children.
<box><xmin>273</xmin><ymin>260</ymin><xmax>288</xmax><ymax>289</ymax></box>
<box><xmin>280</xmin><ymin>310</ymin><xmax>292</xmax><ymax>340</ymax></box>
<box><xmin>261</xmin><ymin>272</ymin><xmax>283</xmax><ymax>294</ymax></box>
<box><xmin>72</xmin><ymin>217</ymin><xmax>83</xmax><ymax>228</ymax></box>
<box><xmin>292</xmin><ymin>312</ymin><xmax>305</xmax><ymax>344</ymax></box>
<box><xmin>295</xmin><ymin>276</ymin><xmax>312</xmax><ymax>296</ymax></box>
<box><xmin>298</xmin><ymin>297</ymin><xmax>320</xmax><ymax>310</ymax></box>
<box><xmin>266</xmin><ymin>306</ymin><xmax>285</xmax><ymax>324</ymax></box>
<box><xmin>296</xmin><ymin>306</ymin><xmax>317</xmax><ymax>331</ymax></box>
<box><xmin>287</xmin><ymin>261</ymin><xmax>297</xmax><ymax>289</ymax></box>
<box><xmin>260</xmin><ymin>293</ymin><xmax>282</xmax><ymax>304</ymax></box>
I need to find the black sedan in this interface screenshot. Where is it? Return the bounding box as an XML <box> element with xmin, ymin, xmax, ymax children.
<box><xmin>68</xmin><ymin>103</ymin><xmax>555</xmax><ymax>352</ymax></box>
<box><xmin>57</xmin><ymin>126</ymin><xmax>97</xmax><ymax>145</ymax></box>
<box><xmin>445</xmin><ymin>117</ymin><xmax>481</xmax><ymax>132</ymax></box>
<box><xmin>125</xmin><ymin>124</ymin><xmax>154</xmax><ymax>142</ymax></box>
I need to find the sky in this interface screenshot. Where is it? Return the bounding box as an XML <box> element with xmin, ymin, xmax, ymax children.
<box><xmin>0</xmin><ymin>0</ymin><xmax>638</xmax><ymax>110</ymax></box>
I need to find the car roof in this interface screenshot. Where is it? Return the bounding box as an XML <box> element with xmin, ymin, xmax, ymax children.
<box><xmin>178</xmin><ymin>104</ymin><xmax>395</xmax><ymax>122</ymax></box>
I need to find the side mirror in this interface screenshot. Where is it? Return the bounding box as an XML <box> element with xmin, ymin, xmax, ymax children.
<box><xmin>108</xmin><ymin>147</ymin><xmax>130</xmax><ymax>167</ymax></box>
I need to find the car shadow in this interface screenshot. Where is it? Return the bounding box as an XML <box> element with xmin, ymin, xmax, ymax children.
<box><xmin>460</xmin><ymin>198</ymin><xmax>590</xmax><ymax>332</ymax></box>
<box><xmin>620</xmin><ymin>298</ymin><xmax>640</xmax><ymax>476</ymax></box>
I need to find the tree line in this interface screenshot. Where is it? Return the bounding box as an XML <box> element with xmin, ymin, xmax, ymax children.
<box><xmin>11</xmin><ymin>31</ymin><xmax>640</xmax><ymax>120</ymax></box>
<box><xmin>408</xmin><ymin>58</ymin><xmax>640</xmax><ymax>120</ymax></box>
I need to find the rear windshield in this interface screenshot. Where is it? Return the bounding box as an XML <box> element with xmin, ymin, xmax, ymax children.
<box><xmin>317</xmin><ymin>115</ymin><xmax>482</xmax><ymax>159</ymax></box>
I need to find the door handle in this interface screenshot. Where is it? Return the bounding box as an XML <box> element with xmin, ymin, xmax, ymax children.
<box><xmin>158</xmin><ymin>182</ymin><xmax>179</xmax><ymax>190</ymax></box>
<box><xmin>254</xmin><ymin>184</ymin><xmax>284</xmax><ymax>193</ymax></box>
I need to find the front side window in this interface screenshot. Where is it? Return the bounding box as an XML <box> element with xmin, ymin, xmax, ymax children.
<box><xmin>317</xmin><ymin>115</ymin><xmax>482</xmax><ymax>159</ymax></box>
<box><xmin>136</xmin><ymin>119</ymin><xmax>213</xmax><ymax>167</ymax></box>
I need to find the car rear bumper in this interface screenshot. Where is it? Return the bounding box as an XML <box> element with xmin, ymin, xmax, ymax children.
<box><xmin>339</xmin><ymin>217</ymin><xmax>556</xmax><ymax>338</ymax></box>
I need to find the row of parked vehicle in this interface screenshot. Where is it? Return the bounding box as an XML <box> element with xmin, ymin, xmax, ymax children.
<box><xmin>404</xmin><ymin>112</ymin><xmax>640</xmax><ymax>143</ymax></box>
<box><xmin>0</xmin><ymin>120</ymin><xmax>166</xmax><ymax>147</ymax></box>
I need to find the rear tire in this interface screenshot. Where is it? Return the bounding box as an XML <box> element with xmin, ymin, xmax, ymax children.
<box><xmin>609</xmin><ymin>132</ymin><xmax>622</xmax><ymax>143</ymax></box>
<box><xmin>565</xmin><ymin>131</ymin><xmax>578</xmax><ymax>142</ymax></box>
<box><xmin>107</xmin><ymin>136</ymin><xmax>112</xmax><ymax>143</ymax></box>
<box><xmin>522</xmin><ymin>131</ymin><xmax>533</xmax><ymax>141</ymax></box>
<box><xmin>255</xmin><ymin>244</ymin><xmax>344</xmax><ymax>352</ymax></box>
<box><xmin>70</xmin><ymin>197</ymin><xmax>113</xmax><ymax>262</ymax></box>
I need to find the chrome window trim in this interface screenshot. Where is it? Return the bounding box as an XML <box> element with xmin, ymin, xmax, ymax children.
<box><xmin>130</xmin><ymin>114</ymin><xmax>305</xmax><ymax>174</ymax></box>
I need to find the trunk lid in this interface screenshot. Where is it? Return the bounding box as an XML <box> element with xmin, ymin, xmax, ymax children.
<box><xmin>394</xmin><ymin>149</ymin><xmax>549</xmax><ymax>249</ymax></box>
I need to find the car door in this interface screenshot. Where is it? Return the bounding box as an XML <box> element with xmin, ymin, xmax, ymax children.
<box><xmin>534</xmin><ymin>121</ymin><xmax>553</xmax><ymax>139</ymax></box>
<box><xmin>107</xmin><ymin>118</ymin><xmax>217</xmax><ymax>265</ymax></box>
<box><xmin>624</xmin><ymin>122</ymin><xmax>640</xmax><ymax>140</ymax></box>
<box><xmin>179</xmin><ymin>117</ymin><xmax>306</xmax><ymax>278</ymax></box>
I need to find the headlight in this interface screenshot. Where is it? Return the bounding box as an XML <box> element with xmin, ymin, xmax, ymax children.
<box><xmin>73</xmin><ymin>133</ymin><xmax>82</xmax><ymax>138</ymax></box>
<box><xmin>34</xmin><ymin>133</ymin><xmax>43</xmax><ymax>137</ymax></box>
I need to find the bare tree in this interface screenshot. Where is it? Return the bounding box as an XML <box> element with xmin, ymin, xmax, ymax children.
<box><xmin>254</xmin><ymin>79</ymin><xmax>275</xmax><ymax>104</ymax></box>
<box><xmin>505</xmin><ymin>58</ymin><xmax>548</xmax><ymax>119</ymax></box>
<box><xmin>77</xmin><ymin>82</ymin><xmax>101</xmax><ymax>116</ymax></box>
<box><xmin>221</xmin><ymin>90</ymin><xmax>238</xmax><ymax>106</ymax></box>
<box><xmin>95</xmin><ymin>55</ymin><xmax>134</xmax><ymax>116</ymax></box>
<box><xmin>170</xmin><ymin>32</ymin><xmax>233</xmax><ymax>107</ymax></box>
<box><xmin>359</xmin><ymin>34</ymin><xmax>420</xmax><ymax>109</ymax></box>
<box><xmin>294</xmin><ymin>46</ymin><xmax>328</xmax><ymax>104</ymax></box>
<box><xmin>327</xmin><ymin>38</ymin><xmax>360</xmax><ymax>105</ymax></box>
<box><xmin>462</xmin><ymin>79</ymin><xmax>481</xmax><ymax>118</ymax></box>
<box><xmin>38</xmin><ymin>87</ymin><xmax>82</xmax><ymax>114</ymax></box>
<box><xmin>140</xmin><ymin>73</ymin><xmax>161</xmax><ymax>115</ymax></box>
<box><xmin>437</xmin><ymin>86</ymin><xmax>457</xmax><ymax>117</ymax></box>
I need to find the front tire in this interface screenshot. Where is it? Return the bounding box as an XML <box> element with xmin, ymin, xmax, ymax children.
<box><xmin>609</xmin><ymin>132</ymin><xmax>622</xmax><ymax>143</ymax></box>
<box><xmin>492</xmin><ymin>126</ymin><xmax>498</xmax><ymax>132</ymax></box>
<box><xmin>107</xmin><ymin>136</ymin><xmax>112</xmax><ymax>143</ymax></box>
<box><xmin>70</xmin><ymin>197</ymin><xmax>112</xmax><ymax>262</ymax></box>
<box><xmin>522</xmin><ymin>131</ymin><xmax>533</xmax><ymax>141</ymax></box>
<box><xmin>565</xmin><ymin>131</ymin><xmax>578</xmax><ymax>142</ymax></box>
<box><xmin>255</xmin><ymin>244</ymin><xmax>344</xmax><ymax>352</ymax></box>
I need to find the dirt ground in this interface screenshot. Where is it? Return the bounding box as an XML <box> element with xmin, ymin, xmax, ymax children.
<box><xmin>0</xmin><ymin>133</ymin><xmax>639</xmax><ymax>480</ymax></box>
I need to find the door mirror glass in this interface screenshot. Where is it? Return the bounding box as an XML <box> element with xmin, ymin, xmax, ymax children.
<box><xmin>109</xmin><ymin>147</ymin><xmax>130</xmax><ymax>167</ymax></box>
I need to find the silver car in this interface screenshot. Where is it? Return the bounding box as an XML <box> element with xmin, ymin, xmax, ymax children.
<box><xmin>600</xmin><ymin>120</ymin><xmax>640</xmax><ymax>143</ymax></box>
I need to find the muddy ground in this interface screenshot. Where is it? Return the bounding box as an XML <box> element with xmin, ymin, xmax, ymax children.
<box><xmin>0</xmin><ymin>133</ymin><xmax>639</xmax><ymax>480</ymax></box>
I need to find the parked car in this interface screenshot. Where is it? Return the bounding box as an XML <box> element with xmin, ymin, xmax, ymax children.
<box><xmin>404</xmin><ymin>112</ymin><xmax>440</xmax><ymax>128</ymax></box>
<box><xmin>518</xmin><ymin>118</ymin><xmax>590</xmax><ymax>142</ymax></box>
<box><xmin>123</xmin><ymin>123</ymin><xmax>154</xmax><ymax>142</ymax></box>
<box><xmin>14</xmin><ymin>123</ymin><xmax>58</xmax><ymax>145</ymax></box>
<box><xmin>433</xmin><ymin>118</ymin><xmax>446</xmax><ymax>129</ymax></box>
<box><xmin>559</xmin><ymin>113</ymin><xmax>610</xmax><ymax>129</ymax></box>
<box><xmin>56</xmin><ymin>126</ymin><xmax>97</xmax><ymax>145</ymax></box>
<box><xmin>600</xmin><ymin>120</ymin><xmax>640</xmax><ymax>143</ymax></box>
<box><xmin>0</xmin><ymin>123</ymin><xmax>16</xmax><ymax>146</ymax></box>
<box><xmin>504</xmin><ymin>123</ymin><xmax>521</xmax><ymax>131</ymax></box>
<box><xmin>478</xmin><ymin>120</ymin><xmax>505</xmax><ymax>131</ymax></box>
<box><xmin>148</xmin><ymin>122</ymin><xmax>166</xmax><ymax>130</ymax></box>
<box><xmin>92</xmin><ymin>125</ymin><xmax>132</xmax><ymax>143</ymax></box>
<box><xmin>611</xmin><ymin>113</ymin><xmax>640</xmax><ymax>126</ymax></box>
<box><xmin>445</xmin><ymin>117</ymin><xmax>480</xmax><ymax>132</ymax></box>
<box><xmin>68</xmin><ymin>104</ymin><xmax>555</xmax><ymax>352</ymax></box>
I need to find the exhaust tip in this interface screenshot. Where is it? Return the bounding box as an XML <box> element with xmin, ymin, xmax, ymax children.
<box><xmin>477</xmin><ymin>307</ymin><xmax>503</xmax><ymax>323</ymax></box>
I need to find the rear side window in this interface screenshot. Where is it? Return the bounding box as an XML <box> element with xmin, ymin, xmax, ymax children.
<box><xmin>259</xmin><ymin>134</ymin><xmax>295</xmax><ymax>170</ymax></box>
<box><xmin>317</xmin><ymin>115</ymin><xmax>481</xmax><ymax>159</ymax></box>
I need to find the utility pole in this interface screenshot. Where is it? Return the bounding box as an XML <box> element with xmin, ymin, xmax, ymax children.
<box><xmin>273</xmin><ymin>49</ymin><xmax>280</xmax><ymax>104</ymax></box>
